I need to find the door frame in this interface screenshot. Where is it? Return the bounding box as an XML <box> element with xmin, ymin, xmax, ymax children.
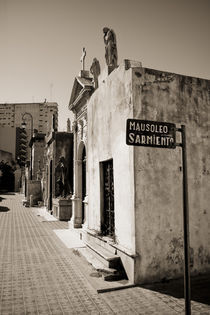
<box><xmin>100</xmin><ymin>158</ymin><xmax>115</xmax><ymax>237</ymax></box>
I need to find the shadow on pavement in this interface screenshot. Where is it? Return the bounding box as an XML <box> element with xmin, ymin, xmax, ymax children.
<box><xmin>0</xmin><ymin>206</ymin><xmax>10</xmax><ymax>212</ymax></box>
<box><xmin>0</xmin><ymin>196</ymin><xmax>6</xmax><ymax>202</ymax></box>
<box><xmin>140</xmin><ymin>273</ymin><xmax>210</xmax><ymax>305</ymax></box>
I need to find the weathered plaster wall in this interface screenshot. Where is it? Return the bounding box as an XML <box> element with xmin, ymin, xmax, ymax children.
<box><xmin>87</xmin><ymin>63</ymin><xmax>136</xmax><ymax>253</ymax></box>
<box><xmin>133</xmin><ymin>68</ymin><xmax>210</xmax><ymax>283</ymax></box>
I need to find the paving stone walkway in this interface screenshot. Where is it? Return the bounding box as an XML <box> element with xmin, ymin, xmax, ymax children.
<box><xmin>0</xmin><ymin>193</ymin><xmax>209</xmax><ymax>314</ymax></box>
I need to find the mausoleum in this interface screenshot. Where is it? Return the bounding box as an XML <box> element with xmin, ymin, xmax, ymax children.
<box><xmin>68</xmin><ymin>29</ymin><xmax>210</xmax><ymax>284</ymax></box>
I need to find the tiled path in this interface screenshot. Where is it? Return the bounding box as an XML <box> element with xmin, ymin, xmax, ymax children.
<box><xmin>0</xmin><ymin>193</ymin><xmax>113</xmax><ymax>315</ymax></box>
<box><xmin>0</xmin><ymin>193</ymin><xmax>210</xmax><ymax>314</ymax></box>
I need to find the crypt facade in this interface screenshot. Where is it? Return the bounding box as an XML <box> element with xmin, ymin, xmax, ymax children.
<box><xmin>45</xmin><ymin>120</ymin><xmax>74</xmax><ymax>220</ymax></box>
<box><xmin>68</xmin><ymin>29</ymin><xmax>210</xmax><ymax>284</ymax></box>
<box><xmin>68</xmin><ymin>61</ymin><xmax>94</xmax><ymax>228</ymax></box>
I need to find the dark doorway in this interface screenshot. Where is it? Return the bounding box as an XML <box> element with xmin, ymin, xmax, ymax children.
<box><xmin>49</xmin><ymin>160</ymin><xmax>53</xmax><ymax>210</ymax></box>
<box><xmin>101</xmin><ymin>159</ymin><xmax>115</xmax><ymax>237</ymax></box>
<box><xmin>82</xmin><ymin>146</ymin><xmax>86</xmax><ymax>223</ymax></box>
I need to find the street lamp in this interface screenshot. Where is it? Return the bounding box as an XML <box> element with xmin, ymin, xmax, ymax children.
<box><xmin>21</xmin><ymin>112</ymin><xmax>33</xmax><ymax>180</ymax></box>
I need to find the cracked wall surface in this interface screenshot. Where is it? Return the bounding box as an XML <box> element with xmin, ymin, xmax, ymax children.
<box><xmin>134</xmin><ymin>68</ymin><xmax>210</xmax><ymax>283</ymax></box>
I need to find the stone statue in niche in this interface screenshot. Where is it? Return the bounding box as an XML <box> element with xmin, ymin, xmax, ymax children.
<box><xmin>90</xmin><ymin>58</ymin><xmax>101</xmax><ymax>89</ymax></box>
<box><xmin>55</xmin><ymin>157</ymin><xmax>71</xmax><ymax>198</ymax></box>
<box><xmin>103</xmin><ymin>27</ymin><xmax>118</xmax><ymax>72</ymax></box>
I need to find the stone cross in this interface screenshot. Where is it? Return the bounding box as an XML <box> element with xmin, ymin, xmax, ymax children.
<box><xmin>80</xmin><ymin>47</ymin><xmax>86</xmax><ymax>70</ymax></box>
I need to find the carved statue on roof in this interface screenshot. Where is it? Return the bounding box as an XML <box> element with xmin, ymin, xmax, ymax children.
<box><xmin>90</xmin><ymin>58</ymin><xmax>101</xmax><ymax>89</ymax></box>
<box><xmin>103</xmin><ymin>27</ymin><xmax>118</xmax><ymax>73</ymax></box>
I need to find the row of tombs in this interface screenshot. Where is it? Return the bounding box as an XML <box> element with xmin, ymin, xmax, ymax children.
<box><xmin>23</xmin><ymin>28</ymin><xmax>210</xmax><ymax>285</ymax></box>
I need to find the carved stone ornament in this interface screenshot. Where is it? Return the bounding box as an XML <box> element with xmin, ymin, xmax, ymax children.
<box><xmin>78</xmin><ymin>119</ymin><xmax>84</xmax><ymax>140</ymax></box>
<box><xmin>72</xmin><ymin>121</ymin><xmax>78</xmax><ymax>133</ymax></box>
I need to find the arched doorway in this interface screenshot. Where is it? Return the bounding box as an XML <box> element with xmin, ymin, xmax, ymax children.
<box><xmin>82</xmin><ymin>146</ymin><xmax>86</xmax><ymax>223</ymax></box>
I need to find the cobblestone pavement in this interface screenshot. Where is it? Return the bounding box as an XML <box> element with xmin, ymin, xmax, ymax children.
<box><xmin>0</xmin><ymin>193</ymin><xmax>210</xmax><ymax>315</ymax></box>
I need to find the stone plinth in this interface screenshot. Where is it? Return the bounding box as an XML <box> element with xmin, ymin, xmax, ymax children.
<box><xmin>53</xmin><ymin>198</ymin><xmax>72</xmax><ymax>221</ymax></box>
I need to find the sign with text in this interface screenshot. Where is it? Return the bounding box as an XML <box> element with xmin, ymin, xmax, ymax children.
<box><xmin>126</xmin><ymin>119</ymin><xmax>176</xmax><ymax>149</ymax></box>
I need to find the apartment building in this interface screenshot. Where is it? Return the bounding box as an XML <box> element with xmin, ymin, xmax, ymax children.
<box><xmin>0</xmin><ymin>101</ymin><xmax>58</xmax><ymax>163</ymax></box>
<box><xmin>0</xmin><ymin>100</ymin><xmax>58</xmax><ymax>134</ymax></box>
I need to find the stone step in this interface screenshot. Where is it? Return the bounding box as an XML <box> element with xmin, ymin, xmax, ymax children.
<box><xmin>78</xmin><ymin>247</ymin><xmax>118</xmax><ymax>275</ymax></box>
<box><xmin>85</xmin><ymin>231</ymin><xmax>116</xmax><ymax>255</ymax></box>
<box><xmin>86</xmin><ymin>242</ymin><xmax>120</xmax><ymax>269</ymax></box>
<box><xmin>78</xmin><ymin>247</ymin><xmax>127</xmax><ymax>282</ymax></box>
<box><xmin>103</xmin><ymin>273</ymin><xmax>127</xmax><ymax>282</ymax></box>
<box><xmin>74</xmin><ymin>247</ymin><xmax>128</xmax><ymax>282</ymax></box>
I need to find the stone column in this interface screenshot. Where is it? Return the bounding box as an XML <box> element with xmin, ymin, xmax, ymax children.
<box><xmin>47</xmin><ymin>161</ymin><xmax>51</xmax><ymax>211</ymax></box>
<box><xmin>82</xmin><ymin>195</ymin><xmax>88</xmax><ymax>228</ymax></box>
<box><xmin>69</xmin><ymin>121</ymin><xmax>82</xmax><ymax>228</ymax></box>
<box><xmin>44</xmin><ymin>165</ymin><xmax>48</xmax><ymax>207</ymax></box>
<box><xmin>70</xmin><ymin>159</ymin><xmax>83</xmax><ymax>228</ymax></box>
<box><xmin>78</xmin><ymin>119</ymin><xmax>84</xmax><ymax>140</ymax></box>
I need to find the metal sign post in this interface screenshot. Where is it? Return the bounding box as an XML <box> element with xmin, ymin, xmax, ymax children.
<box><xmin>177</xmin><ymin>125</ymin><xmax>191</xmax><ymax>315</ymax></box>
<box><xmin>126</xmin><ymin>119</ymin><xmax>191</xmax><ymax>315</ymax></box>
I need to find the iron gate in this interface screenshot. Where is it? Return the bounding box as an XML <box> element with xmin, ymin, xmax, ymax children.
<box><xmin>102</xmin><ymin>159</ymin><xmax>115</xmax><ymax>237</ymax></box>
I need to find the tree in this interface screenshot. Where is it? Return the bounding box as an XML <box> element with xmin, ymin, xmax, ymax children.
<box><xmin>0</xmin><ymin>160</ymin><xmax>15</xmax><ymax>192</ymax></box>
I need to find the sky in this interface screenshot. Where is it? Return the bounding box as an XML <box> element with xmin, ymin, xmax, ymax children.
<box><xmin>0</xmin><ymin>0</ymin><xmax>210</xmax><ymax>130</ymax></box>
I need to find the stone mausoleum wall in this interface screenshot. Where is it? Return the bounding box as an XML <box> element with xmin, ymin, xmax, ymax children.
<box><xmin>87</xmin><ymin>62</ymin><xmax>137</xmax><ymax>275</ymax></box>
<box><xmin>87</xmin><ymin>60</ymin><xmax>210</xmax><ymax>284</ymax></box>
<box><xmin>133</xmin><ymin>68</ymin><xmax>210</xmax><ymax>283</ymax></box>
